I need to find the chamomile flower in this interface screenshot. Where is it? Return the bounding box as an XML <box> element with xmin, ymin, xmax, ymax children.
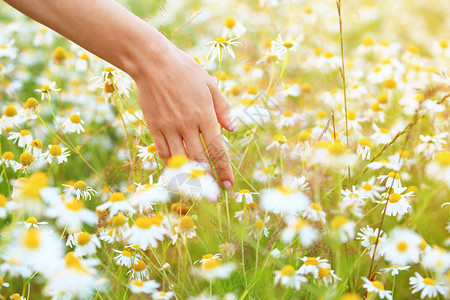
<box><xmin>421</xmin><ymin>246</ymin><xmax>450</xmax><ymax>273</ymax></box>
<box><xmin>260</xmin><ymin>184</ymin><xmax>310</xmax><ymax>216</ymax></box>
<box><xmin>330</xmin><ymin>216</ymin><xmax>355</xmax><ymax>243</ymax></box>
<box><xmin>0</xmin><ymin>277</ymin><xmax>9</xmax><ymax>289</ymax></box>
<box><xmin>281</xmin><ymin>218</ymin><xmax>318</xmax><ymax>246</ymax></box>
<box><xmin>0</xmin><ymin>194</ymin><xmax>15</xmax><ymax>218</ymax></box>
<box><xmin>1</xmin><ymin>152</ymin><xmax>18</xmax><ymax>170</ymax></box>
<box><xmin>302</xmin><ymin>203</ymin><xmax>326</xmax><ymax>223</ymax></box>
<box><xmin>22</xmin><ymin>97</ymin><xmax>40</xmax><ymax>118</ymax></box>
<box><xmin>3</xmin><ymin>104</ymin><xmax>23</xmax><ymax>128</ymax></box>
<box><xmin>426</xmin><ymin>151</ymin><xmax>450</xmax><ymax>187</ymax></box>
<box><xmin>357</xmin><ymin>137</ymin><xmax>372</xmax><ymax>160</ymax></box>
<box><xmin>129</xmin><ymin>280</ymin><xmax>160</xmax><ymax>294</ymax></box>
<box><xmin>130</xmin><ymin>182</ymin><xmax>169</xmax><ymax>213</ymax></box>
<box><xmin>127</xmin><ymin>259</ymin><xmax>151</xmax><ymax>280</ymax></box>
<box><xmin>235</xmin><ymin>189</ymin><xmax>258</xmax><ymax>204</ymax></box>
<box><xmin>381</xmin><ymin>265</ymin><xmax>410</xmax><ymax>276</ymax></box>
<box><xmin>409</xmin><ymin>273</ymin><xmax>448</xmax><ymax>299</ymax></box>
<box><xmin>299</xmin><ymin>257</ymin><xmax>330</xmax><ymax>278</ymax></box>
<box><xmin>193</xmin><ymin>253</ymin><xmax>235</xmax><ymax>281</ymax></box>
<box><xmin>73</xmin><ymin>231</ymin><xmax>101</xmax><ymax>256</ymax></box>
<box><xmin>125</xmin><ymin>215</ymin><xmax>169</xmax><ymax>248</ymax></box>
<box><xmin>266</xmin><ymin>135</ymin><xmax>288</xmax><ymax>152</ymax></box>
<box><xmin>371</xmin><ymin>124</ymin><xmax>392</xmax><ymax>145</ymax></box>
<box><xmin>384</xmin><ymin>228</ymin><xmax>422</xmax><ymax>265</ymax></box>
<box><xmin>312</xmin><ymin>141</ymin><xmax>356</xmax><ymax>169</ymax></box>
<box><xmin>171</xmin><ymin>215</ymin><xmax>197</xmax><ymax>244</ymax></box>
<box><xmin>13</xmin><ymin>152</ymin><xmax>35</xmax><ymax>172</ymax></box>
<box><xmin>356</xmin><ymin>226</ymin><xmax>387</xmax><ymax>259</ymax></box>
<box><xmin>378</xmin><ymin>171</ymin><xmax>402</xmax><ymax>189</ymax></box>
<box><xmin>362</xmin><ymin>277</ymin><xmax>392</xmax><ymax>300</ymax></box>
<box><xmin>34</xmin><ymin>82</ymin><xmax>60</xmax><ymax>100</ymax></box>
<box><xmin>42</xmin><ymin>144</ymin><xmax>70</xmax><ymax>165</ymax></box>
<box><xmin>317</xmin><ymin>267</ymin><xmax>341</xmax><ymax>286</ymax></box>
<box><xmin>360</xmin><ymin>177</ymin><xmax>384</xmax><ymax>202</ymax></box>
<box><xmin>113</xmin><ymin>249</ymin><xmax>140</xmax><ymax>268</ymax></box>
<box><xmin>136</xmin><ymin>144</ymin><xmax>158</xmax><ymax>161</ymax></box>
<box><xmin>63</xmin><ymin>180</ymin><xmax>97</xmax><ymax>200</ymax></box>
<box><xmin>45</xmin><ymin>197</ymin><xmax>97</xmax><ymax>230</ymax></box>
<box><xmin>273</xmin><ymin>265</ymin><xmax>307</xmax><ymax>290</ymax></box>
<box><xmin>18</xmin><ymin>216</ymin><xmax>48</xmax><ymax>229</ymax></box>
<box><xmin>63</xmin><ymin>113</ymin><xmax>85</xmax><ymax>134</ymax></box>
<box><xmin>152</xmin><ymin>291</ymin><xmax>175</xmax><ymax>300</ymax></box>
<box><xmin>276</xmin><ymin>110</ymin><xmax>304</xmax><ymax>128</ymax></box>
<box><xmin>206</xmin><ymin>37</ymin><xmax>241</xmax><ymax>62</ymax></box>
<box><xmin>341</xmin><ymin>186</ymin><xmax>369</xmax><ymax>206</ymax></box>
<box><xmin>96</xmin><ymin>192</ymin><xmax>136</xmax><ymax>217</ymax></box>
<box><xmin>26</xmin><ymin>139</ymin><xmax>44</xmax><ymax>156</ymax></box>
<box><xmin>378</xmin><ymin>187</ymin><xmax>413</xmax><ymax>217</ymax></box>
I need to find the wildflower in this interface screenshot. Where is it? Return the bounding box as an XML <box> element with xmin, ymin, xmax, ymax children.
<box><xmin>137</xmin><ymin>144</ymin><xmax>158</xmax><ymax>161</ymax></box>
<box><xmin>421</xmin><ymin>246</ymin><xmax>450</xmax><ymax>273</ymax></box>
<box><xmin>18</xmin><ymin>216</ymin><xmax>48</xmax><ymax>229</ymax></box>
<box><xmin>281</xmin><ymin>218</ymin><xmax>318</xmax><ymax>246</ymax></box>
<box><xmin>130</xmin><ymin>182</ymin><xmax>169</xmax><ymax>213</ymax></box>
<box><xmin>0</xmin><ymin>194</ymin><xmax>14</xmax><ymax>218</ymax></box>
<box><xmin>23</xmin><ymin>97</ymin><xmax>40</xmax><ymax>118</ymax></box>
<box><xmin>0</xmin><ymin>277</ymin><xmax>9</xmax><ymax>289</ymax></box>
<box><xmin>63</xmin><ymin>113</ymin><xmax>85</xmax><ymax>134</ymax></box>
<box><xmin>312</xmin><ymin>141</ymin><xmax>356</xmax><ymax>169</ymax></box>
<box><xmin>273</xmin><ymin>265</ymin><xmax>307</xmax><ymax>290</ymax></box>
<box><xmin>206</xmin><ymin>37</ymin><xmax>240</xmax><ymax>61</ymax></box>
<box><xmin>1</xmin><ymin>151</ymin><xmax>19</xmax><ymax>169</ymax></box>
<box><xmin>96</xmin><ymin>192</ymin><xmax>136</xmax><ymax>217</ymax></box>
<box><xmin>357</xmin><ymin>137</ymin><xmax>372</xmax><ymax>160</ymax></box>
<box><xmin>128</xmin><ymin>259</ymin><xmax>151</xmax><ymax>280</ymax></box>
<box><xmin>426</xmin><ymin>150</ymin><xmax>450</xmax><ymax>187</ymax></box>
<box><xmin>193</xmin><ymin>253</ymin><xmax>235</xmax><ymax>281</ymax></box>
<box><xmin>299</xmin><ymin>257</ymin><xmax>330</xmax><ymax>277</ymax></box>
<box><xmin>409</xmin><ymin>272</ymin><xmax>448</xmax><ymax>298</ymax></box>
<box><xmin>316</xmin><ymin>267</ymin><xmax>341</xmax><ymax>286</ymax></box>
<box><xmin>42</xmin><ymin>144</ymin><xmax>70</xmax><ymax>165</ymax></box>
<box><xmin>93</xmin><ymin>67</ymin><xmax>131</xmax><ymax>103</ymax></box>
<box><xmin>330</xmin><ymin>216</ymin><xmax>355</xmax><ymax>243</ymax></box>
<box><xmin>113</xmin><ymin>249</ymin><xmax>140</xmax><ymax>268</ymax></box>
<box><xmin>172</xmin><ymin>215</ymin><xmax>197</xmax><ymax>244</ymax></box>
<box><xmin>3</xmin><ymin>104</ymin><xmax>23</xmax><ymax>127</ymax></box>
<box><xmin>26</xmin><ymin>139</ymin><xmax>44</xmax><ymax>156</ymax></box>
<box><xmin>13</xmin><ymin>152</ymin><xmax>35</xmax><ymax>172</ymax></box>
<box><xmin>62</xmin><ymin>180</ymin><xmax>97</xmax><ymax>200</ymax></box>
<box><xmin>377</xmin><ymin>171</ymin><xmax>402</xmax><ymax>189</ymax></box>
<box><xmin>260</xmin><ymin>184</ymin><xmax>310</xmax><ymax>216</ymax></box>
<box><xmin>371</xmin><ymin>124</ymin><xmax>392</xmax><ymax>145</ymax></box>
<box><xmin>152</xmin><ymin>291</ymin><xmax>175</xmax><ymax>300</ymax></box>
<box><xmin>129</xmin><ymin>279</ymin><xmax>160</xmax><ymax>294</ymax></box>
<box><xmin>302</xmin><ymin>202</ymin><xmax>326</xmax><ymax>223</ymax></box>
<box><xmin>384</xmin><ymin>228</ymin><xmax>422</xmax><ymax>265</ymax></box>
<box><xmin>125</xmin><ymin>215</ymin><xmax>169</xmax><ymax>248</ymax></box>
<box><xmin>356</xmin><ymin>226</ymin><xmax>387</xmax><ymax>259</ymax></box>
<box><xmin>45</xmin><ymin>197</ymin><xmax>97</xmax><ymax>230</ymax></box>
<box><xmin>361</xmin><ymin>177</ymin><xmax>384</xmax><ymax>202</ymax></box>
<box><xmin>250</xmin><ymin>216</ymin><xmax>270</xmax><ymax>238</ymax></box>
<box><xmin>362</xmin><ymin>277</ymin><xmax>392</xmax><ymax>300</ymax></box>
<box><xmin>34</xmin><ymin>82</ymin><xmax>60</xmax><ymax>100</ymax></box>
<box><xmin>277</xmin><ymin>110</ymin><xmax>304</xmax><ymax>128</ymax></box>
<box><xmin>222</xmin><ymin>17</ymin><xmax>246</xmax><ymax>38</ymax></box>
<box><xmin>381</xmin><ymin>265</ymin><xmax>410</xmax><ymax>276</ymax></box>
<box><xmin>266</xmin><ymin>135</ymin><xmax>288</xmax><ymax>152</ymax></box>
<box><xmin>235</xmin><ymin>189</ymin><xmax>258</xmax><ymax>204</ymax></box>
<box><xmin>73</xmin><ymin>231</ymin><xmax>101</xmax><ymax>256</ymax></box>
<box><xmin>378</xmin><ymin>187</ymin><xmax>413</xmax><ymax>217</ymax></box>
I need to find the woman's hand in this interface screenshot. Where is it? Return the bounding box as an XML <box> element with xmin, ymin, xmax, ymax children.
<box><xmin>133</xmin><ymin>42</ymin><xmax>236</xmax><ymax>190</ymax></box>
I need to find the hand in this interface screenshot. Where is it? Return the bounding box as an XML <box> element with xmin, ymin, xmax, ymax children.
<box><xmin>133</xmin><ymin>41</ymin><xmax>237</xmax><ymax>191</ymax></box>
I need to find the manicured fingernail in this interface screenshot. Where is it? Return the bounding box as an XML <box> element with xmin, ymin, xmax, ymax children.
<box><xmin>222</xmin><ymin>180</ymin><xmax>232</xmax><ymax>191</ymax></box>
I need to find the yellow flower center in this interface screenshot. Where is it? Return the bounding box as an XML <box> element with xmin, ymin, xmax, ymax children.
<box><xmin>328</xmin><ymin>142</ymin><xmax>346</xmax><ymax>155</ymax></box>
<box><xmin>22</xmin><ymin>229</ymin><xmax>41</xmax><ymax>249</ymax></box>
<box><xmin>239</xmin><ymin>189</ymin><xmax>250</xmax><ymax>194</ymax></box>
<box><xmin>224</xmin><ymin>17</ymin><xmax>236</xmax><ymax>28</ymax></box>
<box><xmin>122</xmin><ymin>250</ymin><xmax>132</xmax><ymax>257</ymax></box>
<box><xmin>30</xmin><ymin>139</ymin><xmax>43</xmax><ymax>149</ymax></box>
<box><xmin>389</xmin><ymin>193</ymin><xmax>401</xmax><ymax>203</ymax></box>
<box><xmin>383</xmin><ymin>78</ymin><xmax>396</xmax><ymax>89</ymax></box>
<box><xmin>277</xmin><ymin>184</ymin><xmax>294</xmax><ymax>195</ymax></box>
<box><xmin>324</xmin><ymin>51</ymin><xmax>334</xmax><ymax>58</ymax></box>
<box><xmin>347</xmin><ymin>110</ymin><xmax>356</xmax><ymax>120</ymax></box>
<box><xmin>304</xmin><ymin>257</ymin><xmax>319</xmax><ymax>265</ymax></box>
<box><xmin>283</xmin><ymin>110</ymin><xmax>294</xmax><ymax>117</ymax></box>
<box><xmin>77</xmin><ymin>232</ymin><xmax>91</xmax><ymax>246</ymax></box>
<box><xmin>387</xmin><ymin>172</ymin><xmax>400</xmax><ymax>179</ymax></box>
<box><xmin>11</xmin><ymin>294</ymin><xmax>22</xmax><ymax>300</ymax></box>
<box><xmin>190</xmin><ymin>168</ymin><xmax>206</xmax><ymax>178</ymax></box>
<box><xmin>2</xmin><ymin>151</ymin><xmax>14</xmax><ymax>161</ymax></box>
<box><xmin>247</xmin><ymin>85</ymin><xmax>258</xmax><ymax>95</ymax></box>
<box><xmin>147</xmin><ymin>144</ymin><xmax>157</xmax><ymax>153</ymax></box>
<box><xmin>419</xmin><ymin>239</ymin><xmax>427</xmax><ymax>251</ymax></box>
<box><xmin>19</xmin><ymin>152</ymin><xmax>34</xmax><ymax>166</ymax></box>
<box><xmin>362</xmin><ymin>37</ymin><xmax>374</xmax><ymax>45</ymax></box>
<box><xmin>0</xmin><ymin>194</ymin><xmax>7</xmax><ymax>207</ymax></box>
<box><xmin>109</xmin><ymin>192</ymin><xmax>125</xmax><ymax>202</ymax></box>
<box><xmin>52</xmin><ymin>47</ymin><xmax>67</xmax><ymax>62</ymax></box>
<box><xmin>298</xmin><ymin>131</ymin><xmax>311</xmax><ymax>142</ymax></box>
<box><xmin>423</xmin><ymin>278</ymin><xmax>435</xmax><ymax>286</ymax></box>
<box><xmin>358</xmin><ymin>137</ymin><xmax>371</xmax><ymax>147</ymax></box>
<box><xmin>19</xmin><ymin>129</ymin><xmax>30</xmax><ymax>136</ymax></box>
<box><xmin>65</xmin><ymin>252</ymin><xmax>86</xmax><ymax>272</ymax></box>
<box><xmin>202</xmin><ymin>258</ymin><xmax>222</xmax><ymax>270</ymax></box>
<box><xmin>397</xmin><ymin>241</ymin><xmax>408</xmax><ymax>252</ymax></box>
<box><xmin>103</xmin><ymin>67</ymin><xmax>115</xmax><ymax>73</ymax></box>
<box><xmin>439</xmin><ymin>39</ymin><xmax>448</xmax><ymax>49</ymax></box>
<box><xmin>407</xmin><ymin>45</ymin><xmax>419</xmax><ymax>53</ymax></box>
<box><xmin>40</xmin><ymin>84</ymin><xmax>50</xmax><ymax>92</ymax></box>
<box><xmin>371</xmin><ymin>280</ymin><xmax>385</xmax><ymax>290</ymax></box>
<box><xmin>301</xmin><ymin>83</ymin><xmax>312</xmax><ymax>93</ymax></box>
<box><xmin>73</xmin><ymin>180</ymin><xmax>88</xmax><ymax>191</ymax></box>
<box><xmin>70</xmin><ymin>114</ymin><xmax>81</xmax><ymax>124</ymax></box>
<box><xmin>293</xmin><ymin>219</ymin><xmax>308</xmax><ymax>230</ymax></box>
<box><xmin>214</xmin><ymin>37</ymin><xmax>227</xmax><ymax>44</ymax></box>
<box><xmin>202</xmin><ymin>254</ymin><xmax>213</xmax><ymax>260</ymax></box>
<box><xmin>362</xmin><ymin>183</ymin><xmax>373</xmax><ymax>191</ymax></box>
<box><xmin>379</xmin><ymin>128</ymin><xmax>389</xmax><ymax>134</ymax></box>
<box><xmin>283</xmin><ymin>42</ymin><xmax>294</xmax><ymax>48</ymax></box>
<box><xmin>167</xmin><ymin>154</ymin><xmax>189</xmax><ymax>168</ymax></box>
<box><xmin>435</xmin><ymin>151</ymin><xmax>450</xmax><ymax>166</ymax></box>
<box><xmin>318</xmin><ymin>267</ymin><xmax>330</xmax><ymax>278</ymax></box>
<box><xmin>24</xmin><ymin>97</ymin><xmax>39</xmax><ymax>109</ymax></box>
<box><xmin>133</xmin><ymin>260</ymin><xmax>147</xmax><ymax>272</ymax></box>
<box><xmin>179</xmin><ymin>216</ymin><xmax>195</xmax><ymax>229</ymax></box>
<box><xmin>280</xmin><ymin>264</ymin><xmax>296</xmax><ymax>276</ymax></box>
<box><xmin>25</xmin><ymin>217</ymin><xmax>38</xmax><ymax>224</ymax></box>
<box><xmin>377</xmin><ymin>93</ymin><xmax>388</xmax><ymax>104</ymax></box>
<box><xmin>65</xmin><ymin>199</ymin><xmax>85</xmax><ymax>211</ymax></box>
<box><xmin>79</xmin><ymin>52</ymin><xmax>89</xmax><ymax>60</ymax></box>
<box><xmin>49</xmin><ymin>145</ymin><xmax>62</xmax><ymax>156</ymax></box>
<box><xmin>310</xmin><ymin>203</ymin><xmax>322</xmax><ymax>211</ymax></box>
<box><xmin>331</xmin><ymin>216</ymin><xmax>348</xmax><ymax>229</ymax></box>
<box><xmin>4</xmin><ymin>105</ymin><xmax>17</xmax><ymax>117</ymax></box>
<box><xmin>111</xmin><ymin>215</ymin><xmax>127</xmax><ymax>227</ymax></box>
<box><xmin>135</xmin><ymin>216</ymin><xmax>162</xmax><ymax>229</ymax></box>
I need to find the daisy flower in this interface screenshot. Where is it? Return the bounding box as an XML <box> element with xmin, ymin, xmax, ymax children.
<box><xmin>384</xmin><ymin>228</ymin><xmax>422</xmax><ymax>265</ymax></box>
<box><xmin>34</xmin><ymin>81</ymin><xmax>60</xmax><ymax>100</ymax></box>
<box><xmin>26</xmin><ymin>139</ymin><xmax>44</xmax><ymax>157</ymax></box>
<box><xmin>2</xmin><ymin>104</ymin><xmax>23</xmax><ymax>128</ymax></box>
<box><xmin>125</xmin><ymin>215</ymin><xmax>169</xmax><ymax>248</ymax></box>
<box><xmin>136</xmin><ymin>144</ymin><xmax>158</xmax><ymax>161</ymax></box>
<box><xmin>45</xmin><ymin>197</ymin><xmax>97</xmax><ymax>230</ymax></box>
<box><xmin>96</xmin><ymin>192</ymin><xmax>136</xmax><ymax>217</ymax></box>
<box><xmin>362</xmin><ymin>277</ymin><xmax>392</xmax><ymax>300</ymax></box>
<box><xmin>316</xmin><ymin>267</ymin><xmax>341</xmax><ymax>286</ymax></box>
<box><xmin>206</xmin><ymin>37</ymin><xmax>241</xmax><ymax>61</ymax></box>
<box><xmin>127</xmin><ymin>259</ymin><xmax>151</xmax><ymax>280</ymax></box>
<box><xmin>357</xmin><ymin>137</ymin><xmax>372</xmax><ymax>160</ymax></box>
<box><xmin>421</xmin><ymin>246</ymin><xmax>450</xmax><ymax>273</ymax></box>
<box><xmin>8</xmin><ymin>129</ymin><xmax>32</xmax><ymax>148</ymax></box>
<box><xmin>73</xmin><ymin>231</ymin><xmax>101</xmax><ymax>256</ymax></box>
<box><xmin>260</xmin><ymin>184</ymin><xmax>310</xmax><ymax>216</ymax></box>
<box><xmin>356</xmin><ymin>225</ymin><xmax>387</xmax><ymax>259</ymax></box>
<box><xmin>152</xmin><ymin>291</ymin><xmax>174</xmax><ymax>300</ymax></box>
<box><xmin>276</xmin><ymin>110</ymin><xmax>305</xmax><ymax>128</ymax></box>
<box><xmin>341</xmin><ymin>186</ymin><xmax>369</xmax><ymax>206</ymax></box>
<box><xmin>330</xmin><ymin>216</ymin><xmax>355</xmax><ymax>243</ymax></box>
<box><xmin>130</xmin><ymin>182</ymin><xmax>169</xmax><ymax>213</ymax></box>
<box><xmin>266</xmin><ymin>135</ymin><xmax>288</xmax><ymax>152</ymax></box>
<box><xmin>312</xmin><ymin>141</ymin><xmax>356</xmax><ymax>169</ymax></box>
<box><xmin>249</xmin><ymin>216</ymin><xmax>270</xmax><ymax>238</ymax></box>
<box><xmin>62</xmin><ymin>180</ymin><xmax>97</xmax><ymax>200</ymax></box>
<box><xmin>371</xmin><ymin>124</ymin><xmax>392</xmax><ymax>145</ymax></box>
<box><xmin>13</xmin><ymin>152</ymin><xmax>35</xmax><ymax>172</ymax></box>
<box><xmin>62</xmin><ymin>113</ymin><xmax>85</xmax><ymax>134</ymax></box>
<box><xmin>41</xmin><ymin>144</ymin><xmax>70</xmax><ymax>165</ymax></box>
<box><xmin>381</xmin><ymin>265</ymin><xmax>410</xmax><ymax>276</ymax></box>
<box><xmin>299</xmin><ymin>257</ymin><xmax>330</xmax><ymax>278</ymax></box>
<box><xmin>222</xmin><ymin>17</ymin><xmax>246</xmax><ymax>38</ymax></box>
<box><xmin>113</xmin><ymin>249</ymin><xmax>140</xmax><ymax>268</ymax></box>
<box><xmin>281</xmin><ymin>218</ymin><xmax>318</xmax><ymax>247</ymax></box>
<box><xmin>0</xmin><ymin>194</ymin><xmax>15</xmax><ymax>218</ymax></box>
<box><xmin>235</xmin><ymin>189</ymin><xmax>258</xmax><ymax>204</ymax></box>
<box><xmin>378</xmin><ymin>187</ymin><xmax>413</xmax><ymax>217</ymax></box>
<box><xmin>129</xmin><ymin>280</ymin><xmax>160</xmax><ymax>294</ymax></box>
<box><xmin>193</xmin><ymin>253</ymin><xmax>235</xmax><ymax>281</ymax></box>
<box><xmin>377</xmin><ymin>171</ymin><xmax>402</xmax><ymax>189</ymax></box>
<box><xmin>426</xmin><ymin>151</ymin><xmax>450</xmax><ymax>187</ymax></box>
<box><xmin>302</xmin><ymin>203</ymin><xmax>326</xmax><ymax>223</ymax></box>
<box><xmin>171</xmin><ymin>215</ymin><xmax>197</xmax><ymax>244</ymax></box>
<box><xmin>22</xmin><ymin>97</ymin><xmax>40</xmax><ymax>118</ymax></box>
<box><xmin>273</xmin><ymin>265</ymin><xmax>307</xmax><ymax>290</ymax></box>
<box><xmin>18</xmin><ymin>216</ymin><xmax>48</xmax><ymax>229</ymax></box>
<box><xmin>409</xmin><ymin>272</ymin><xmax>448</xmax><ymax>298</ymax></box>
<box><xmin>361</xmin><ymin>177</ymin><xmax>384</xmax><ymax>202</ymax></box>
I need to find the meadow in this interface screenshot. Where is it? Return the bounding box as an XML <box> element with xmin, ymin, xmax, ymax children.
<box><xmin>0</xmin><ymin>0</ymin><xmax>449</xmax><ymax>299</ymax></box>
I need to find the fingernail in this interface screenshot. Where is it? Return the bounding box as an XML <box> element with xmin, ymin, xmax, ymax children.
<box><xmin>230</xmin><ymin>120</ymin><xmax>238</xmax><ymax>132</ymax></box>
<box><xmin>222</xmin><ymin>180</ymin><xmax>232</xmax><ymax>191</ymax></box>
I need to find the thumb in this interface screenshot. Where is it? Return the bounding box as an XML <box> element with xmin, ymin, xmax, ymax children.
<box><xmin>207</xmin><ymin>80</ymin><xmax>238</xmax><ymax>132</ymax></box>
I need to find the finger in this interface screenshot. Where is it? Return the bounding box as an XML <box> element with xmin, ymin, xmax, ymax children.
<box><xmin>164</xmin><ymin>132</ymin><xmax>187</xmax><ymax>156</ymax></box>
<box><xmin>182</xmin><ymin>129</ymin><xmax>212</xmax><ymax>172</ymax></box>
<box><xmin>206</xmin><ymin>79</ymin><xmax>237</xmax><ymax>132</ymax></box>
<box><xmin>200</xmin><ymin>123</ymin><xmax>234</xmax><ymax>190</ymax></box>
<box><xmin>151</xmin><ymin>130</ymin><xmax>171</xmax><ymax>164</ymax></box>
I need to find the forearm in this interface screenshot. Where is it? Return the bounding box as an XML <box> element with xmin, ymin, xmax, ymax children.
<box><xmin>4</xmin><ymin>0</ymin><xmax>171</xmax><ymax>78</ymax></box>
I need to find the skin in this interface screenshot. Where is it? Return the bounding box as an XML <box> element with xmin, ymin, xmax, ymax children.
<box><xmin>5</xmin><ymin>0</ymin><xmax>236</xmax><ymax>191</ymax></box>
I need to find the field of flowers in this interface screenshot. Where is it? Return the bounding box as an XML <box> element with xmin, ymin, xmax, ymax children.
<box><xmin>0</xmin><ymin>0</ymin><xmax>449</xmax><ymax>299</ymax></box>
